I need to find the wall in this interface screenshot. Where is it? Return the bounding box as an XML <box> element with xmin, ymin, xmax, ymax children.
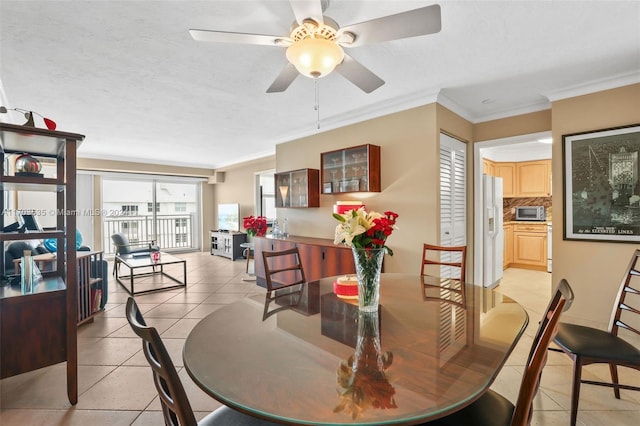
<box><xmin>77</xmin><ymin>158</ymin><xmax>215</xmax><ymax>251</ymax></box>
<box><xmin>552</xmin><ymin>83</ymin><xmax>640</xmax><ymax>328</ymax></box>
<box><xmin>274</xmin><ymin>104</ymin><xmax>472</xmax><ymax>275</ymax></box>
<box><xmin>474</xmin><ymin>110</ymin><xmax>552</xmax><ymax>142</ymax></box>
<box><xmin>214</xmin><ymin>155</ymin><xmax>276</xmax><ymax>229</ymax></box>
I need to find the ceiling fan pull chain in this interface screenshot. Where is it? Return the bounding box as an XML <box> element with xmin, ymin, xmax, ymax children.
<box><xmin>315</xmin><ymin>79</ymin><xmax>321</xmax><ymax>130</ymax></box>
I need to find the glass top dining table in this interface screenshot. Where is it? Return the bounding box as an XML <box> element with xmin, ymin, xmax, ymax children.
<box><xmin>183</xmin><ymin>274</ymin><xmax>529</xmax><ymax>425</ymax></box>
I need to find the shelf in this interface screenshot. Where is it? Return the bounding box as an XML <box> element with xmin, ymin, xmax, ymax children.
<box><xmin>0</xmin><ymin>230</ymin><xmax>65</xmax><ymax>241</ymax></box>
<box><xmin>321</xmin><ymin>144</ymin><xmax>381</xmax><ymax>194</ymax></box>
<box><xmin>0</xmin><ymin>177</ymin><xmax>64</xmax><ymax>192</ymax></box>
<box><xmin>0</xmin><ymin>276</ymin><xmax>66</xmax><ymax>300</ymax></box>
<box><xmin>0</xmin><ymin>122</ymin><xmax>83</xmax><ymax>156</ymax></box>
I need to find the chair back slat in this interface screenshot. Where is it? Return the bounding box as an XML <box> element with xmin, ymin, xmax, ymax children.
<box><xmin>421</xmin><ymin>243</ymin><xmax>467</xmax><ymax>282</ymax></box>
<box><xmin>126</xmin><ymin>298</ymin><xmax>197</xmax><ymax>426</ymax></box>
<box><xmin>262</xmin><ymin>247</ymin><xmax>306</xmax><ymax>292</ymax></box>
<box><xmin>511</xmin><ymin>279</ymin><xmax>574</xmax><ymax>426</ymax></box>
<box><xmin>609</xmin><ymin>249</ymin><xmax>640</xmax><ymax>336</ymax></box>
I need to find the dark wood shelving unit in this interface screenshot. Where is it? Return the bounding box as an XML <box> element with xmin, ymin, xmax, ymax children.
<box><xmin>321</xmin><ymin>144</ymin><xmax>381</xmax><ymax>194</ymax></box>
<box><xmin>0</xmin><ymin>122</ymin><xmax>84</xmax><ymax>404</ymax></box>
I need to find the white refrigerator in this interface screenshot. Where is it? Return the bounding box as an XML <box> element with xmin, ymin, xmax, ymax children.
<box><xmin>483</xmin><ymin>175</ymin><xmax>504</xmax><ymax>288</ymax></box>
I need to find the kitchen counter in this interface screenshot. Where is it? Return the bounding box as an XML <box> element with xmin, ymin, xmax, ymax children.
<box><xmin>505</xmin><ymin>220</ymin><xmax>551</xmax><ymax>225</ymax></box>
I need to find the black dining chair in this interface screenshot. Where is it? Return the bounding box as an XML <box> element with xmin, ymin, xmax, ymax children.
<box><xmin>551</xmin><ymin>249</ymin><xmax>640</xmax><ymax>426</ymax></box>
<box><xmin>421</xmin><ymin>243</ymin><xmax>467</xmax><ymax>305</ymax></box>
<box><xmin>125</xmin><ymin>297</ymin><xmax>278</xmax><ymax>426</ymax></box>
<box><xmin>420</xmin><ymin>279</ymin><xmax>574</xmax><ymax>426</ymax></box>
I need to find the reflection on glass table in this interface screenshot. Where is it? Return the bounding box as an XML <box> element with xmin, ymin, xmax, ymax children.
<box><xmin>183</xmin><ymin>274</ymin><xmax>529</xmax><ymax>425</ymax></box>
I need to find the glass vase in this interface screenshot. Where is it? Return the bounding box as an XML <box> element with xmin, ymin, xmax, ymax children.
<box><xmin>352</xmin><ymin>247</ymin><xmax>385</xmax><ymax>312</ymax></box>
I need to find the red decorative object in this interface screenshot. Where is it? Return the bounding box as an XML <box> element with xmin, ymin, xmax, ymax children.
<box><xmin>243</xmin><ymin>215</ymin><xmax>267</xmax><ymax>237</ymax></box>
<box><xmin>333</xmin><ymin>201</ymin><xmax>365</xmax><ymax>215</ymax></box>
<box><xmin>333</xmin><ymin>276</ymin><xmax>359</xmax><ymax>299</ymax></box>
<box><xmin>0</xmin><ymin>107</ymin><xmax>56</xmax><ymax>130</ymax></box>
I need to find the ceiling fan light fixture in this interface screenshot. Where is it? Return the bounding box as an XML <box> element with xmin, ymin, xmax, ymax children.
<box><xmin>286</xmin><ymin>36</ymin><xmax>344</xmax><ymax>78</ymax></box>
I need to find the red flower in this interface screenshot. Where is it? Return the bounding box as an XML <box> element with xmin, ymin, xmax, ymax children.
<box><xmin>243</xmin><ymin>215</ymin><xmax>267</xmax><ymax>237</ymax></box>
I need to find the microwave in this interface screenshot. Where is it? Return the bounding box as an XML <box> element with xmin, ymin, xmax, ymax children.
<box><xmin>515</xmin><ymin>206</ymin><xmax>546</xmax><ymax>221</ymax></box>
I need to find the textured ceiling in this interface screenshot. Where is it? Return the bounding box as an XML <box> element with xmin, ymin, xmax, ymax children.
<box><xmin>1</xmin><ymin>1</ymin><xmax>639</xmax><ymax>169</ymax></box>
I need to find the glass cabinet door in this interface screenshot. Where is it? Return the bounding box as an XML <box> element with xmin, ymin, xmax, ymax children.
<box><xmin>275</xmin><ymin>169</ymin><xmax>319</xmax><ymax>208</ymax></box>
<box><xmin>321</xmin><ymin>144</ymin><xmax>380</xmax><ymax>194</ymax></box>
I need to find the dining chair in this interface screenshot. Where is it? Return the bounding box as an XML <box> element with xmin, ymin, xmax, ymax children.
<box><xmin>551</xmin><ymin>249</ymin><xmax>640</xmax><ymax>426</ymax></box>
<box><xmin>262</xmin><ymin>247</ymin><xmax>307</xmax><ymax>301</ymax></box>
<box><xmin>125</xmin><ymin>297</ymin><xmax>278</xmax><ymax>426</ymax></box>
<box><xmin>420</xmin><ymin>279</ymin><xmax>574</xmax><ymax>426</ymax></box>
<box><xmin>421</xmin><ymin>243</ymin><xmax>467</xmax><ymax>304</ymax></box>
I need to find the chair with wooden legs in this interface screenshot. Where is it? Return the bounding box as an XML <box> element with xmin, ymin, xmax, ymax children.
<box><xmin>125</xmin><ymin>297</ymin><xmax>277</xmax><ymax>426</ymax></box>
<box><xmin>419</xmin><ymin>279</ymin><xmax>574</xmax><ymax>426</ymax></box>
<box><xmin>421</xmin><ymin>244</ymin><xmax>467</xmax><ymax>305</ymax></box>
<box><xmin>262</xmin><ymin>247</ymin><xmax>306</xmax><ymax>297</ymax></box>
<box><xmin>551</xmin><ymin>249</ymin><xmax>640</xmax><ymax>426</ymax></box>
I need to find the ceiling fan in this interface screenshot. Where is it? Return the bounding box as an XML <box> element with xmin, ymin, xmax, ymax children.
<box><xmin>189</xmin><ymin>1</ymin><xmax>441</xmax><ymax>93</ymax></box>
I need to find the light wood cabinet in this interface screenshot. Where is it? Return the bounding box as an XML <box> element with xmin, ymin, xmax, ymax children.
<box><xmin>482</xmin><ymin>158</ymin><xmax>495</xmax><ymax>176</ymax></box>
<box><xmin>512</xmin><ymin>223</ymin><xmax>547</xmax><ymax>271</ymax></box>
<box><xmin>516</xmin><ymin>160</ymin><xmax>551</xmax><ymax>197</ymax></box>
<box><xmin>503</xmin><ymin>223</ymin><xmax>513</xmax><ymax>269</ymax></box>
<box><xmin>495</xmin><ymin>162</ymin><xmax>516</xmax><ymax>197</ymax></box>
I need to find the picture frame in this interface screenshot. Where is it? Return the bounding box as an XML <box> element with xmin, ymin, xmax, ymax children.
<box><xmin>323</xmin><ymin>182</ymin><xmax>332</xmax><ymax>194</ymax></box>
<box><xmin>563</xmin><ymin>124</ymin><xmax>640</xmax><ymax>242</ymax></box>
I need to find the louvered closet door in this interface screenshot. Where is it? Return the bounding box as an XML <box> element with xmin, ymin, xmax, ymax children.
<box><xmin>439</xmin><ymin>133</ymin><xmax>467</xmax><ymax>278</ymax></box>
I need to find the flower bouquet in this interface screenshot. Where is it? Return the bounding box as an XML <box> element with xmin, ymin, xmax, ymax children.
<box><xmin>333</xmin><ymin>208</ymin><xmax>398</xmax><ymax>311</ymax></box>
<box><xmin>243</xmin><ymin>215</ymin><xmax>267</xmax><ymax>237</ymax></box>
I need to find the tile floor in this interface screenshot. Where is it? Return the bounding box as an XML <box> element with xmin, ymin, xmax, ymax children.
<box><xmin>1</xmin><ymin>253</ymin><xmax>638</xmax><ymax>425</ymax></box>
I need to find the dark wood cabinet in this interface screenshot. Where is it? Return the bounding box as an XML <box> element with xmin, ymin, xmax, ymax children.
<box><xmin>253</xmin><ymin>236</ymin><xmax>355</xmax><ymax>287</ymax></box>
<box><xmin>321</xmin><ymin>144</ymin><xmax>381</xmax><ymax>194</ymax></box>
<box><xmin>274</xmin><ymin>168</ymin><xmax>320</xmax><ymax>208</ymax></box>
<box><xmin>0</xmin><ymin>123</ymin><xmax>83</xmax><ymax>404</ymax></box>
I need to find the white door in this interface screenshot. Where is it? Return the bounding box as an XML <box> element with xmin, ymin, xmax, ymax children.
<box><xmin>439</xmin><ymin>133</ymin><xmax>467</xmax><ymax>278</ymax></box>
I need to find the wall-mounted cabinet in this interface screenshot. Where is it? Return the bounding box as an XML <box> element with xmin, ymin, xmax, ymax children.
<box><xmin>275</xmin><ymin>168</ymin><xmax>319</xmax><ymax>208</ymax></box>
<box><xmin>321</xmin><ymin>144</ymin><xmax>380</xmax><ymax>194</ymax></box>
<box><xmin>485</xmin><ymin>159</ymin><xmax>551</xmax><ymax>198</ymax></box>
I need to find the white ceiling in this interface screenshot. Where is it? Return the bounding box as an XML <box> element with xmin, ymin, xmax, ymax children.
<box><xmin>1</xmin><ymin>1</ymin><xmax>639</xmax><ymax>169</ymax></box>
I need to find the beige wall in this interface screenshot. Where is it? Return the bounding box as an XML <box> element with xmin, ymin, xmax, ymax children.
<box><xmin>552</xmin><ymin>83</ymin><xmax>640</xmax><ymax>328</ymax></box>
<box><xmin>214</xmin><ymin>155</ymin><xmax>276</xmax><ymax>228</ymax></box>
<box><xmin>273</xmin><ymin>104</ymin><xmax>472</xmax><ymax>275</ymax></box>
<box><xmin>474</xmin><ymin>110</ymin><xmax>552</xmax><ymax>142</ymax></box>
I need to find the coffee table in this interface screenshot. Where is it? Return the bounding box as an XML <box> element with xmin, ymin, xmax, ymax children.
<box><xmin>114</xmin><ymin>252</ymin><xmax>186</xmax><ymax>295</ymax></box>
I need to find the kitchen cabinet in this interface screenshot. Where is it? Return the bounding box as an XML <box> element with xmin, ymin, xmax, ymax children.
<box><xmin>512</xmin><ymin>223</ymin><xmax>548</xmax><ymax>271</ymax></box>
<box><xmin>491</xmin><ymin>160</ymin><xmax>551</xmax><ymax>198</ymax></box>
<box><xmin>482</xmin><ymin>158</ymin><xmax>495</xmax><ymax>176</ymax></box>
<box><xmin>253</xmin><ymin>236</ymin><xmax>354</xmax><ymax>287</ymax></box>
<box><xmin>516</xmin><ymin>160</ymin><xmax>551</xmax><ymax>197</ymax></box>
<box><xmin>275</xmin><ymin>168</ymin><xmax>320</xmax><ymax>208</ymax></box>
<box><xmin>503</xmin><ymin>223</ymin><xmax>513</xmax><ymax>269</ymax></box>
<box><xmin>321</xmin><ymin>144</ymin><xmax>381</xmax><ymax>194</ymax></box>
<box><xmin>494</xmin><ymin>162</ymin><xmax>516</xmax><ymax>197</ymax></box>
<box><xmin>0</xmin><ymin>122</ymin><xmax>83</xmax><ymax>404</ymax></box>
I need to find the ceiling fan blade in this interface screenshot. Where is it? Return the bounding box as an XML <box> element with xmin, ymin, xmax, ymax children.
<box><xmin>266</xmin><ymin>63</ymin><xmax>300</xmax><ymax>93</ymax></box>
<box><xmin>335</xmin><ymin>54</ymin><xmax>385</xmax><ymax>93</ymax></box>
<box><xmin>189</xmin><ymin>29</ymin><xmax>286</xmax><ymax>47</ymax></box>
<box><xmin>338</xmin><ymin>4</ymin><xmax>441</xmax><ymax>48</ymax></box>
<box><xmin>289</xmin><ymin>0</ymin><xmax>324</xmax><ymax>25</ymax></box>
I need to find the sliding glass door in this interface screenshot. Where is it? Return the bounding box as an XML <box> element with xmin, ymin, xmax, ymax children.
<box><xmin>102</xmin><ymin>177</ymin><xmax>201</xmax><ymax>254</ymax></box>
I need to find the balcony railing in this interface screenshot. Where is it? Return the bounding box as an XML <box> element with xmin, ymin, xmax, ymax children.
<box><xmin>103</xmin><ymin>214</ymin><xmax>195</xmax><ymax>255</ymax></box>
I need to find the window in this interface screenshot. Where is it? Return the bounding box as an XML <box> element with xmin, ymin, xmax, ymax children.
<box><xmin>175</xmin><ymin>202</ymin><xmax>186</xmax><ymax>212</ymax></box>
<box><xmin>121</xmin><ymin>205</ymin><xmax>138</xmax><ymax>216</ymax></box>
<box><xmin>175</xmin><ymin>234</ymin><xmax>188</xmax><ymax>244</ymax></box>
<box><xmin>122</xmin><ymin>221</ymin><xmax>138</xmax><ymax>230</ymax></box>
<box><xmin>147</xmin><ymin>202</ymin><xmax>159</xmax><ymax>213</ymax></box>
<box><xmin>175</xmin><ymin>218</ymin><xmax>187</xmax><ymax>227</ymax></box>
<box><xmin>257</xmin><ymin>171</ymin><xmax>276</xmax><ymax>222</ymax></box>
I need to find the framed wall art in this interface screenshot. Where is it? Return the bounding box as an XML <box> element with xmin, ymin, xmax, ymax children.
<box><xmin>563</xmin><ymin>124</ymin><xmax>640</xmax><ymax>242</ymax></box>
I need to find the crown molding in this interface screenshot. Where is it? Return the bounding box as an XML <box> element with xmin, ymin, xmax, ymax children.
<box><xmin>543</xmin><ymin>71</ymin><xmax>640</xmax><ymax>102</ymax></box>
